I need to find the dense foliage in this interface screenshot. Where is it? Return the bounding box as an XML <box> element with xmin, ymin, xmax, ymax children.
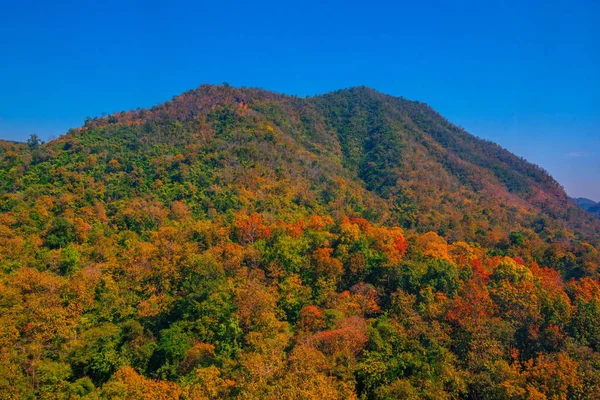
<box><xmin>1</xmin><ymin>84</ymin><xmax>600</xmax><ymax>399</ymax></box>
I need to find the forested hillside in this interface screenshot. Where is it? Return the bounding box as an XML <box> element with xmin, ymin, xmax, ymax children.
<box><xmin>1</xmin><ymin>84</ymin><xmax>600</xmax><ymax>399</ymax></box>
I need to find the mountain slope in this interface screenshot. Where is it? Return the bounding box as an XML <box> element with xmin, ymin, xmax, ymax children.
<box><xmin>310</xmin><ymin>87</ymin><xmax>599</xmax><ymax>242</ymax></box>
<box><xmin>2</xmin><ymin>84</ymin><xmax>600</xmax><ymax>398</ymax></box>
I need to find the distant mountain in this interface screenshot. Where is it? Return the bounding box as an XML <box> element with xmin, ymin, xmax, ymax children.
<box><xmin>575</xmin><ymin>197</ymin><xmax>600</xmax><ymax>218</ymax></box>
<box><xmin>2</xmin><ymin>84</ymin><xmax>600</xmax><ymax>398</ymax></box>
<box><xmin>575</xmin><ymin>197</ymin><xmax>598</xmax><ymax>208</ymax></box>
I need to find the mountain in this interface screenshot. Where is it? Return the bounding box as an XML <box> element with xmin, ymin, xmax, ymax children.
<box><xmin>574</xmin><ymin>197</ymin><xmax>600</xmax><ymax>218</ymax></box>
<box><xmin>27</xmin><ymin>85</ymin><xmax>600</xmax><ymax>244</ymax></box>
<box><xmin>575</xmin><ymin>197</ymin><xmax>598</xmax><ymax>209</ymax></box>
<box><xmin>1</xmin><ymin>84</ymin><xmax>600</xmax><ymax>399</ymax></box>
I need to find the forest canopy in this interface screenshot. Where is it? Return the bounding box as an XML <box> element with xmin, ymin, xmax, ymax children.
<box><xmin>1</xmin><ymin>84</ymin><xmax>600</xmax><ymax>399</ymax></box>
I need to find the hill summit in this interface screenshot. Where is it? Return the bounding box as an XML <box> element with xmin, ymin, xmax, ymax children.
<box><xmin>34</xmin><ymin>84</ymin><xmax>600</xmax><ymax>245</ymax></box>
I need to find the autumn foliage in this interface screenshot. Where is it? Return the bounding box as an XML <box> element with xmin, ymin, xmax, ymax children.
<box><xmin>1</xmin><ymin>84</ymin><xmax>600</xmax><ymax>398</ymax></box>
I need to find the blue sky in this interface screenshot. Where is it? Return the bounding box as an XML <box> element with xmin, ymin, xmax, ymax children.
<box><xmin>1</xmin><ymin>0</ymin><xmax>599</xmax><ymax>199</ymax></box>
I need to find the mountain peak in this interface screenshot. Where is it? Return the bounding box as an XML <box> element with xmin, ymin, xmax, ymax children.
<box><xmin>42</xmin><ymin>84</ymin><xmax>600</xmax><ymax>245</ymax></box>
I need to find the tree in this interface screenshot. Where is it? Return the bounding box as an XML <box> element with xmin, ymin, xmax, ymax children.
<box><xmin>27</xmin><ymin>133</ymin><xmax>43</xmax><ymax>149</ymax></box>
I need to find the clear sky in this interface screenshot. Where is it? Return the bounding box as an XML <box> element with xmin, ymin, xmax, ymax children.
<box><xmin>1</xmin><ymin>0</ymin><xmax>599</xmax><ymax>200</ymax></box>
